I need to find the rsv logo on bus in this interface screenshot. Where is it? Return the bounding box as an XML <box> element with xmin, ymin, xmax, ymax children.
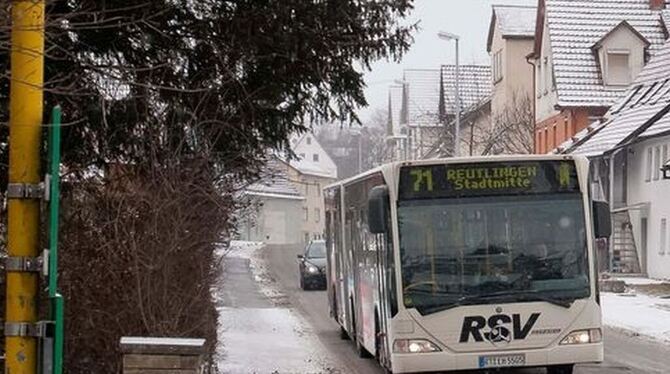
<box><xmin>459</xmin><ymin>313</ymin><xmax>541</xmax><ymax>345</ymax></box>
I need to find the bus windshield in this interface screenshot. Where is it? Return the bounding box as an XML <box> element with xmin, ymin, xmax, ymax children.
<box><xmin>397</xmin><ymin>194</ymin><xmax>590</xmax><ymax>315</ymax></box>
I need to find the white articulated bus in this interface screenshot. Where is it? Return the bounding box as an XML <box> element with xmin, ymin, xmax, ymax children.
<box><xmin>324</xmin><ymin>155</ymin><xmax>610</xmax><ymax>374</ymax></box>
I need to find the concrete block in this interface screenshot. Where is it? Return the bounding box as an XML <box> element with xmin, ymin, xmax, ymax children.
<box><xmin>120</xmin><ymin>337</ymin><xmax>205</xmax><ymax>374</ymax></box>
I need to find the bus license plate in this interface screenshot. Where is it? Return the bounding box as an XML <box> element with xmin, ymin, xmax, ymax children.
<box><xmin>478</xmin><ymin>354</ymin><xmax>526</xmax><ymax>368</ymax></box>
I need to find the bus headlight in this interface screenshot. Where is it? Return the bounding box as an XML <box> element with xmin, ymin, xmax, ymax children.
<box><xmin>393</xmin><ymin>339</ymin><xmax>441</xmax><ymax>353</ymax></box>
<box><xmin>560</xmin><ymin>329</ymin><xmax>602</xmax><ymax>345</ymax></box>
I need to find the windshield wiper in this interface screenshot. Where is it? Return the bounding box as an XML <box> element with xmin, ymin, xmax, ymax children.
<box><xmin>418</xmin><ymin>293</ymin><xmax>493</xmax><ymax>315</ymax></box>
<box><xmin>417</xmin><ymin>290</ymin><xmax>575</xmax><ymax>315</ymax></box>
<box><xmin>510</xmin><ymin>290</ymin><xmax>574</xmax><ymax>308</ymax></box>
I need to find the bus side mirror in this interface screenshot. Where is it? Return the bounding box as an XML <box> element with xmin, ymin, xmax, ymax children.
<box><xmin>593</xmin><ymin>201</ymin><xmax>611</xmax><ymax>238</ymax></box>
<box><xmin>368</xmin><ymin>186</ymin><xmax>389</xmax><ymax>234</ymax></box>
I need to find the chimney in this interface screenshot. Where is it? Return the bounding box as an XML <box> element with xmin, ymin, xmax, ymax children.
<box><xmin>650</xmin><ymin>0</ymin><xmax>666</xmax><ymax>10</ymax></box>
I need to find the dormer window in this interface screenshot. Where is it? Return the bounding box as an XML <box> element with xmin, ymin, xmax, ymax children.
<box><xmin>606</xmin><ymin>50</ymin><xmax>631</xmax><ymax>86</ymax></box>
<box><xmin>591</xmin><ymin>21</ymin><xmax>650</xmax><ymax>88</ymax></box>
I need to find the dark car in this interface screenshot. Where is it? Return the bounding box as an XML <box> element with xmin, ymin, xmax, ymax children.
<box><xmin>298</xmin><ymin>240</ymin><xmax>327</xmax><ymax>290</ymax></box>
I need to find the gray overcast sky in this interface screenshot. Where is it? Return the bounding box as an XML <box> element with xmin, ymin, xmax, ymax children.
<box><xmin>358</xmin><ymin>0</ymin><xmax>537</xmax><ymax>122</ymax></box>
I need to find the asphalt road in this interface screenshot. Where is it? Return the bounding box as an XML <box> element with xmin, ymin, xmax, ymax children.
<box><xmin>264</xmin><ymin>244</ymin><xmax>670</xmax><ymax>374</ymax></box>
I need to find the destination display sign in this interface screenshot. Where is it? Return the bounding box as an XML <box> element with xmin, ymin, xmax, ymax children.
<box><xmin>398</xmin><ymin>160</ymin><xmax>580</xmax><ymax>200</ymax></box>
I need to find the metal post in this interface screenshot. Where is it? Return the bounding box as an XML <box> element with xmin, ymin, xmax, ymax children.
<box><xmin>437</xmin><ymin>31</ymin><xmax>461</xmax><ymax>157</ymax></box>
<box><xmin>358</xmin><ymin>131</ymin><xmax>363</xmax><ymax>174</ymax></box>
<box><xmin>454</xmin><ymin>38</ymin><xmax>461</xmax><ymax>157</ymax></box>
<box><xmin>48</xmin><ymin>106</ymin><xmax>64</xmax><ymax>374</ymax></box>
<box><xmin>6</xmin><ymin>1</ymin><xmax>45</xmax><ymax>372</ymax></box>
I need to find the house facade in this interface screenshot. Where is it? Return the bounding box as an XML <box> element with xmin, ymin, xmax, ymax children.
<box><xmin>422</xmin><ymin>97</ymin><xmax>492</xmax><ymax>158</ymax></box>
<box><xmin>289</xmin><ymin>133</ymin><xmax>338</xmax><ymax>243</ymax></box>
<box><xmin>564</xmin><ymin>35</ymin><xmax>670</xmax><ymax>278</ymax></box>
<box><xmin>531</xmin><ymin>0</ymin><xmax>668</xmax><ymax>154</ymax></box>
<box><xmin>238</xmin><ymin>160</ymin><xmax>304</xmax><ymax>245</ymax></box>
<box><xmin>626</xmin><ymin>137</ymin><xmax>670</xmax><ymax>277</ymax></box>
<box><xmin>487</xmin><ymin>4</ymin><xmax>536</xmax><ymax>121</ymax></box>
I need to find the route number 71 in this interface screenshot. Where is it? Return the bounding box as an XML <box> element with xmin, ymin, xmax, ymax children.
<box><xmin>410</xmin><ymin>169</ymin><xmax>433</xmax><ymax>192</ymax></box>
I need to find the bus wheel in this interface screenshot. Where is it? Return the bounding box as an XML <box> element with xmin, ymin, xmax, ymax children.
<box><xmin>332</xmin><ymin>288</ymin><xmax>338</xmax><ymax>322</ymax></box>
<box><xmin>339</xmin><ymin>326</ymin><xmax>349</xmax><ymax>340</ymax></box>
<box><xmin>374</xmin><ymin>313</ymin><xmax>382</xmax><ymax>360</ymax></box>
<box><xmin>547</xmin><ymin>364</ymin><xmax>574</xmax><ymax>374</ymax></box>
<box><xmin>355</xmin><ymin>336</ymin><xmax>371</xmax><ymax>358</ymax></box>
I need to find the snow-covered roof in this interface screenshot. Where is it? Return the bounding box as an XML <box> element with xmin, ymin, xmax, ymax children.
<box><xmin>289</xmin><ymin>158</ymin><xmax>334</xmax><ymax>178</ymax></box>
<box><xmin>564</xmin><ymin>36</ymin><xmax>670</xmax><ymax>156</ymax></box>
<box><xmin>441</xmin><ymin>65</ymin><xmax>492</xmax><ymax>115</ymax></box>
<box><xmin>245</xmin><ymin>159</ymin><xmax>304</xmax><ymax>200</ymax></box>
<box><xmin>487</xmin><ymin>4</ymin><xmax>537</xmax><ymax>52</ymax></box>
<box><xmin>388</xmin><ymin>85</ymin><xmax>403</xmax><ymax>136</ymax></box>
<box><xmin>400</xmin><ymin>66</ymin><xmax>491</xmax><ymax>128</ymax></box>
<box><xmin>403</xmin><ymin>69</ymin><xmax>442</xmax><ymax>126</ymax></box>
<box><xmin>537</xmin><ymin>0</ymin><xmax>668</xmax><ymax>108</ymax></box>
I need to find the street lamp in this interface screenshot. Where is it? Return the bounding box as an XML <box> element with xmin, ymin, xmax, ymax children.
<box><xmin>438</xmin><ymin>31</ymin><xmax>461</xmax><ymax>157</ymax></box>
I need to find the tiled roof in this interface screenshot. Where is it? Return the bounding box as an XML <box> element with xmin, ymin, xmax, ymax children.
<box><xmin>490</xmin><ymin>5</ymin><xmax>537</xmax><ymax>46</ymax></box>
<box><xmin>441</xmin><ymin>65</ymin><xmax>492</xmax><ymax>115</ymax></box>
<box><xmin>401</xmin><ymin>66</ymin><xmax>492</xmax><ymax>127</ymax></box>
<box><xmin>403</xmin><ymin>69</ymin><xmax>442</xmax><ymax>126</ymax></box>
<box><xmin>246</xmin><ymin>159</ymin><xmax>303</xmax><ymax>199</ymax></box>
<box><xmin>543</xmin><ymin>0</ymin><xmax>668</xmax><ymax>108</ymax></box>
<box><xmin>564</xmin><ymin>36</ymin><xmax>670</xmax><ymax>156</ymax></box>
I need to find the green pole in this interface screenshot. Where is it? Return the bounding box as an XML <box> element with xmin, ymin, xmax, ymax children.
<box><xmin>48</xmin><ymin>106</ymin><xmax>64</xmax><ymax>374</ymax></box>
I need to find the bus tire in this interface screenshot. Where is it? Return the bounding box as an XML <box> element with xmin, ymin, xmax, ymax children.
<box><xmin>374</xmin><ymin>311</ymin><xmax>381</xmax><ymax>360</ymax></box>
<box><xmin>332</xmin><ymin>288</ymin><xmax>338</xmax><ymax>322</ymax></box>
<box><xmin>356</xmin><ymin>336</ymin><xmax>371</xmax><ymax>358</ymax></box>
<box><xmin>547</xmin><ymin>364</ymin><xmax>574</xmax><ymax>374</ymax></box>
<box><xmin>350</xmin><ymin>299</ymin><xmax>371</xmax><ymax>358</ymax></box>
<box><xmin>339</xmin><ymin>325</ymin><xmax>349</xmax><ymax>340</ymax></box>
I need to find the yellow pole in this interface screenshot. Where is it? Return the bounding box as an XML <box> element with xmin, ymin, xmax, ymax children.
<box><xmin>6</xmin><ymin>1</ymin><xmax>45</xmax><ymax>373</ymax></box>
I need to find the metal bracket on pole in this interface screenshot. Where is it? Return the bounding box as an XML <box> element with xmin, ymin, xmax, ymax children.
<box><xmin>4</xmin><ymin>321</ymin><xmax>52</xmax><ymax>338</ymax></box>
<box><xmin>4</xmin><ymin>255</ymin><xmax>44</xmax><ymax>273</ymax></box>
<box><xmin>6</xmin><ymin>182</ymin><xmax>47</xmax><ymax>200</ymax></box>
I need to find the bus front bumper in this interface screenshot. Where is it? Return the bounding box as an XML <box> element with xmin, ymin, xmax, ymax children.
<box><xmin>391</xmin><ymin>342</ymin><xmax>603</xmax><ymax>373</ymax></box>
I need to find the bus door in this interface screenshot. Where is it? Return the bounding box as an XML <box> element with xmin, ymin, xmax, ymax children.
<box><xmin>344</xmin><ymin>207</ymin><xmax>355</xmax><ymax>334</ymax></box>
<box><xmin>375</xmin><ymin>231</ymin><xmax>393</xmax><ymax>363</ymax></box>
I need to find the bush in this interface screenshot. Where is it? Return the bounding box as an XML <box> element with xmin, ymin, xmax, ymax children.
<box><xmin>59</xmin><ymin>158</ymin><xmax>232</xmax><ymax>373</ymax></box>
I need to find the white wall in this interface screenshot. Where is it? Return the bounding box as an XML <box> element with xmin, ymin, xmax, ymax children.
<box><xmin>627</xmin><ymin>136</ymin><xmax>670</xmax><ymax>279</ymax></box>
<box><xmin>490</xmin><ymin>23</ymin><xmax>534</xmax><ymax>120</ymax></box>
<box><xmin>238</xmin><ymin>196</ymin><xmax>304</xmax><ymax>245</ymax></box>
<box><xmin>535</xmin><ymin>19</ymin><xmax>560</xmax><ymax>122</ymax></box>
<box><xmin>292</xmin><ymin>134</ymin><xmax>338</xmax><ymax>179</ymax></box>
<box><xmin>283</xmin><ymin>164</ymin><xmax>335</xmax><ymax>244</ymax></box>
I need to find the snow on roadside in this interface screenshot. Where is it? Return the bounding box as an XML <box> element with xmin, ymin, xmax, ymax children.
<box><xmin>218</xmin><ymin>240</ymin><xmax>264</xmax><ymax>258</ymax></box>
<box><xmin>602</xmin><ymin>292</ymin><xmax>670</xmax><ymax>343</ymax></box>
<box><xmin>226</xmin><ymin>240</ymin><xmax>289</xmax><ymax>306</ymax></box>
<box><xmin>609</xmin><ymin>276</ymin><xmax>669</xmax><ymax>285</ymax></box>
<box><xmin>215</xmin><ymin>240</ymin><xmax>339</xmax><ymax>373</ymax></box>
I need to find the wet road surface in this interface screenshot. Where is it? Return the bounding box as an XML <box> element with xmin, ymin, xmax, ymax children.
<box><xmin>264</xmin><ymin>244</ymin><xmax>670</xmax><ymax>374</ymax></box>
